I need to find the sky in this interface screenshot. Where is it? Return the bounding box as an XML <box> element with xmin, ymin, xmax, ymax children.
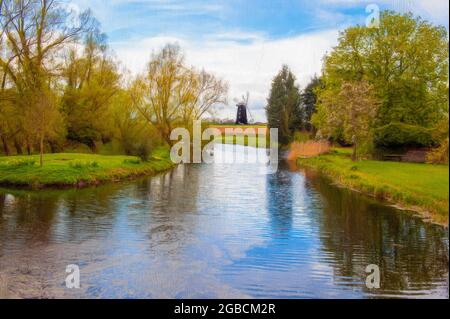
<box><xmin>70</xmin><ymin>0</ymin><xmax>449</xmax><ymax>122</ymax></box>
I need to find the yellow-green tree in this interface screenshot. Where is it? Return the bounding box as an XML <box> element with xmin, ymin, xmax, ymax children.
<box><xmin>135</xmin><ymin>44</ymin><xmax>228</xmax><ymax>146</ymax></box>
<box><xmin>61</xmin><ymin>31</ymin><xmax>120</xmax><ymax>151</ymax></box>
<box><xmin>317</xmin><ymin>11</ymin><xmax>448</xmax><ymax>150</ymax></box>
<box><xmin>0</xmin><ymin>0</ymin><xmax>94</xmax><ymax>165</ymax></box>
<box><xmin>314</xmin><ymin>81</ymin><xmax>380</xmax><ymax>161</ymax></box>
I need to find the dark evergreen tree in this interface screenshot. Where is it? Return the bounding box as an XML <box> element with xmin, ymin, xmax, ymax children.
<box><xmin>301</xmin><ymin>75</ymin><xmax>322</xmax><ymax>132</ymax></box>
<box><xmin>266</xmin><ymin>65</ymin><xmax>302</xmax><ymax>145</ymax></box>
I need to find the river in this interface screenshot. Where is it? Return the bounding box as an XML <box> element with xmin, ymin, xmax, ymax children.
<box><xmin>0</xmin><ymin>144</ymin><xmax>448</xmax><ymax>298</ymax></box>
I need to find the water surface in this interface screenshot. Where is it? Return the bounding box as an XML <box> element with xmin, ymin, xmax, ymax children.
<box><xmin>0</xmin><ymin>145</ymin><xmax>448</xmax><ymax>298</ymax></box>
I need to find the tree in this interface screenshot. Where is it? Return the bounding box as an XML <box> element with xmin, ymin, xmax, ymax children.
<box><xmin>111</xmin><ymin>85</ymin><xmax>162</xmax><ymax>161</ymax></box>
<box><xmin>320</xmin><ymin>11</ymin><xmax>448</xmax><ymax>141</ymax></box>
<box><xmin>266</xmin><ymin>65</ymin><xmax>302</xmax><ymax>145</ymax></box>
<box><xmin>300</xmin><ymin>75</ymin><xmax>322</xmax><ymax>132</ymax></box>
<box><xmin>0</xmin><ymin>0</ymin><xmax>94</xmax><ymax>165</ymax></box>
<box><xmin>136</xmin><ymin>44</ymin><xmax>227</xmax><ymax>146</ymax></box>
<box><xmin>61</xmin><ymin>30</ymin><xmax>120</xmax><ymax>151</ymax></box>
<box><xmin>314</xmin><ymin>81</ymin><xmax>380</xmax><ymax>161</ymax></box>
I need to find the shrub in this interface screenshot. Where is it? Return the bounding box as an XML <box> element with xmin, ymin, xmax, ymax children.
<box><xmin>69</xmin><ymin>160</ymin><xmax>99</xmax><ymax>169</ymax></box>
<box><xmin>2</xmin><ymin>159</ymin><xmax>36</xmax><ymax>168</ymax></box>
<box><xmin>374</xmin><ymin>122</ymin><xmax>435</xmax><ymax>148</ymax></box>
<box><xmin>427</xmin><ymin>138</ymin><xmax>449</xmax><ymax>164</ymax></box>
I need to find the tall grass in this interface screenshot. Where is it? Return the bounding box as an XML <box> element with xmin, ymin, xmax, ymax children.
<box><xmin>288</xmin><ymin>141</ymin><xmax>331</xmax><ymax>161</ymax></box>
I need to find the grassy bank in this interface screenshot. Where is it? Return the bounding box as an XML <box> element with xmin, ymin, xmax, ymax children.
<box><xmin>0</xmin><ymin>147</ymin><xmax>174</xmax><ymax>189</ymax></box>
<box><xmin>297</xmin><ymin>149</ymin><xmax>449</xmax><ymax>225</ymax></box>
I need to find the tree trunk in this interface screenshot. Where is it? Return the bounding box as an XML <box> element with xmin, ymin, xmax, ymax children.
<box><xmin>1</xmin><ymin>135</ymin><xmax>10</xmax><ymax>156</ymax></box>
<box><xmin>352</xmin><ymin>135</ymin><xmax>357</xmax><ymax>162</ymax></box>
<box><xmin>39</xmin><ymin>135</ymin><xmax>44</xmax><ymax>167</ymax></box>
<box><xmin>26</xmin><ymin>140</ymin><xmax>32</xmax><ymax>155</ymax></box>
<box><xmin>14</xmin><ymin>139</ymin><xmax>23</xmax><ymax>155</ymax></box>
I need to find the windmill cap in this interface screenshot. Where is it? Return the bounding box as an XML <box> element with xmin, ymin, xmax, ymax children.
<box><xmin>236</xmin><ymin>102</ymin><xmax>247</xmax><ymax>106</ymax></box>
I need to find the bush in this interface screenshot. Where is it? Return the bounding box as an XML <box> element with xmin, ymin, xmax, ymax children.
<box><xmin>374</xmin><ymin>122</ymin><xmax>435</xmax><ymax>148</ymax></box>
<box><xmin>427</xmin><ymin>138</ymin><xmax>449</xmax><ymax>164</ymax></box>
<box><xmin>69</xmin><ymin>160</ymin><xmax>99</xmax><ymax>169</ymax></box>
<box><xmin>2</xmin><ymin>159</ymin><xmax>36</xmax><ymax>168</ymax></box>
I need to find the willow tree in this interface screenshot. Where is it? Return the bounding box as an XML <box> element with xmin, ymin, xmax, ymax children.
<box><xmin>61</xmin><ymin>30</ymin><xmax>120</xmax><ymax>151</ymax></box>
<box><xmin>136</xmin><ymin>44</ymin><xmax>228</xmax><ymax>146</ymax></box>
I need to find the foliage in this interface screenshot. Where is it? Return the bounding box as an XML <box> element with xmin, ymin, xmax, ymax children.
<box><xmin>69</xmin><ymin>160</ymin><xmax>100</xmax><ymax>169</ymax></box>
<box><xmin>314</xmin><ymin>81</ymin><xmax>380</xmax><ymax>160</ymax></box>
<box><xmin>374</xmin><ymin>123</ymin><xmax>435</xmax><ymax>148</ymax></box>
<box><xmin>0</xmin><ymin>159</ymin><xmax>36</xmax><ymax>168</ymax></box>
<box><xmin>266</xmin><ymin>65</ymin><xmax>303</xmax><ymax>145</ymax></box>
<box><xmin>315</xmin><ymin>11</ymin><xmax>449</xmax><ymax>151</ymax></box>
<box><xmin>61</xmin><ymin>31</ymin><xmax>120</xmax><ymax>151</ymax></box>
<box><xmin>300</xmin><ymin>76</ymin><xmax>322</xmax><ymax>132</ymax></box>
<box><xmin>134</xmin><ymin>44</ymin><xmax>228</xmax><ymax>146</ymax></box>
<box><xmin>427</xmin><ymin>138</ymin><xmax>449</xmax><ymax>165</ymax></box>
<box><xmin>0</xmin><ymin>0</ymin><xmax>95</xmax><ymax>165</ymax></box>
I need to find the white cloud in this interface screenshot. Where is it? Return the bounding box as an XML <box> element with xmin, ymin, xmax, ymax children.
<box><xmin>112</xmin><ymin>29</ymin><xmax>339</xmax><ymax>122</ymax></box>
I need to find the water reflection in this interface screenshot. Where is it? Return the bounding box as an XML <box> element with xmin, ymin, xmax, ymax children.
<box><xmin>0</xmin><ymin>145</ymin><xmax>448</xmax><ymax>299</ymax></box>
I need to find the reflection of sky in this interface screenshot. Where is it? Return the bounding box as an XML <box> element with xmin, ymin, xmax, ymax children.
<box><xmin>0</xmin><ymin>145</ymin><xmax>448</xmax><ymax>298</ymax></box>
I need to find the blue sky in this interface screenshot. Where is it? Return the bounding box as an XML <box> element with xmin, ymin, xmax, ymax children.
<box><xmin>71</xmin><ymin>0</ymin><xmax>449</xmax><ymax>121</ymax></box>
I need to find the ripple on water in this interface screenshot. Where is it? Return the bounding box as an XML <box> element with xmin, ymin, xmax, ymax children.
<box><xmin>0</xmin><ymin>144</ymin><xmax>448</xmax><ymax>299</ymax></box>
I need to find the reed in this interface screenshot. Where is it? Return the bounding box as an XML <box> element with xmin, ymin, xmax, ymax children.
<box><xmin>288</xmin><ymin>141</ymin><xmax>331</xmax><ymax>161</ymax></box>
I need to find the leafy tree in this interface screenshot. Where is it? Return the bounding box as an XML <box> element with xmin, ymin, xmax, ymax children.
<box><xmin>111</xmin><ymin>86</ymin><xmax>162</xmax><ymax>161</ymax></box>
<box><xmin>314</xmin><ymin>81</ymin><xmax>380</xmax><ymax>161</ymax></box>
<box><xmin>61</xmin><ymin>31</ymin><xmax>120</xmax><ymax>151</ymax></box>
<box><xmin>266</xmin><ymin>65</ymin><xmax>303</xmax><ymax>145</ymax></box>
<box><xmin>318</xmin><ymin>11</ymin><xmax>448</xmax><ymax>149</ymax></box>
<box><xmin>0</xmin><ymin>0</ymin><xmax>94</xmax><ymax>165</ymax></box>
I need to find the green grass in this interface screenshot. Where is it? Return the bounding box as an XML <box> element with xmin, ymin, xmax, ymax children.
<box><xmin>0</xmin><ymin>147</ymin><xmax>174</xmax><ymax>189</ymax></box>
<box><xmin>298</xmin><ymin>149</ymin><xmax>449</xmax><ymax>225</ymax></box>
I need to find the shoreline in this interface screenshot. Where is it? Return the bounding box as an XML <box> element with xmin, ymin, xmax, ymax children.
<box><xmin>297</xmin><ymin>153</ymin><xmax>449</xmax><ymax>227</ymax></box>
<box><xmin>0</xmin><ymin>150</ymin><xmax>175</xmax><ymax>190</ymax></box>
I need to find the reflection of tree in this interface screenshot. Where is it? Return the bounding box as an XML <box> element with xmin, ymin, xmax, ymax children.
<box><xmin>136</xmin><ymin>164</ymin><xmax>201</xmax><ymax>253</ymax></box>
<box><xmin>0</xmin><ymin>192</ymin><xmax>59</xmax><ymax>245</ymax></box>
<box><xmin>0</xmin><ymin>184</ymin><xmax>125</xmax><ymax>245</ymax></box>
<box><xmin>266</xmin><ymin>162</ymin><xmax>294</xmax><ymax>237</ymax></box>
<box><xmin>309</xmin><ymin>175</ymin><xmax>449</xmax><ymax>295</ymax></box>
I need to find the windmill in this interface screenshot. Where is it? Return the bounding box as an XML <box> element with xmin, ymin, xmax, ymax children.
<box><xmin>234</xmin><ymin>92</ymin><xmax>254</xmax><ymax>125</ymax></box>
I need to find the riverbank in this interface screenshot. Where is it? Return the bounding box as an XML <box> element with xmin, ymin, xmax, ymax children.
<box><xmin>0</xmin><ymin>147</ymin><xmax>174</xmax><ymax>189</ymax></box>
<box><xmin>297</xmin><ymin>149</ymin><xmax>449</xmax><ymax>225</ymax></box>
